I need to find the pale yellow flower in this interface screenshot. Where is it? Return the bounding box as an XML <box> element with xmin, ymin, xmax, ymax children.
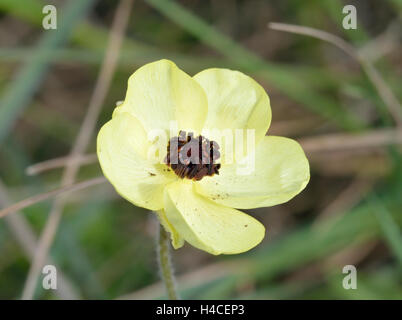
<box><xmin>97</xmin><ymin>59</ymin><xmax>309</xmax><ymax>255</ymax></box>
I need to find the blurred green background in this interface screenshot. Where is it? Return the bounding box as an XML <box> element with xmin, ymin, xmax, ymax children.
<box><xmin>0</xmin><ymin>0</ymin><xmax>401</xmax><ymax>299</ymax></box>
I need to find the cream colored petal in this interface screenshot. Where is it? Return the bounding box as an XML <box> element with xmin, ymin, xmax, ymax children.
<box><xmin>156</xmin><ymin>210</ymin><xmax>184</xmax><ymax>249</ymax></box>
<box><xmin>117</xmin><ymin>59</ymin><xmax>208</xmax><ymax>135</ymax></box>
<box><xmin>194</xmin><ymin>68</ymin><xmax>271</xmax><ymax>160</ymax></box>
<box><xmin>164</xmin><ymin>181</ymin><xmax>265</xmax><ymax>255</ymax></box>
<box><xmin>195</xmin><ymin>136</ymin><xmax>310</xmax><ymax>209</ymax></box>
<box><xmin>97</xmin><ymin>113</ymin><xmax>176</xmax><ymax>211</ymax></box>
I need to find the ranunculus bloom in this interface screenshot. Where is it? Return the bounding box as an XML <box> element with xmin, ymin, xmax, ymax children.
<box><xmin>97</xmin><ymin>59</ymin><xmax>309</xmax><ymax>255</ymax></box>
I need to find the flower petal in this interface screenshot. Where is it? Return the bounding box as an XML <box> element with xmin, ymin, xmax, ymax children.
<box><xmin>97</xmin><ymin>112</ymin><xmax>176</xmax><ymax>210</ymax></box>
<box><xmin>116</xmin><ymin>59</ymin><xmax>208</xmax><ymax>134</ymax></box>
<box><xmin>164</xmin><ymin>181</ymin><xmax>265</xmax><ymax>255</ymax></box>
<box><xmin>195</xmin><ymin>136</ymin><xmax>310</xmax><ymax>209</ymax></box>
<box><xmin>156</xmin><ymin>210</ymin><xmax>185</xmax><ymax>249</ymax></box>
<box><xmin>194</xmin><ymin>68</ymin><xmax>271</xmax><ymax>160</ymax></box>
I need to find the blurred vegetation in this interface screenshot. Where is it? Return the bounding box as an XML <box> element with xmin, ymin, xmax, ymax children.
<box><xmin>0</xmin><ymin>0</ymin><xmax>401</xmax><ymax>299</ymax></box>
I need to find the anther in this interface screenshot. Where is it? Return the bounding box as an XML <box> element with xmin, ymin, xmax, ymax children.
<box><xmin>165</xmin><ymin>131</ymin><xmax>221</xmax><ymax>181</ymax></box>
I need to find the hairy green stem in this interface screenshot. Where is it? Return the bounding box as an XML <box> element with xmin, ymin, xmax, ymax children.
<box><xmin>157</xmin><ymin>224</ymin><xmax>179</xmax><ymax>300</ymax></box>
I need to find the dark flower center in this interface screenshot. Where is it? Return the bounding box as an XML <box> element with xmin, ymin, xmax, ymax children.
<box><xmin>165</xmin><ymin>130</ymin><xmax>221</xmax><ymax>181</ymax></box>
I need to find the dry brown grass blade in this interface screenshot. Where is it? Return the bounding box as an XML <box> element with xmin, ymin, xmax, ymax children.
<box><xmin>21</xmin><ymin>0</ymin><xmax>134</xmax><ymax>300</ymax></box>
<box><xmin>0</xmin><ymin>181</ymin><xmax>80</xmax><ymax>299</ymax></box>
<box><xmin>24</xmin><ymin>128</ymin><xmax>402</xmax><ymax>176</ymax></box>
<box><xmin>312</xmin><ymin>178</ymin><xmax>374</xmax><ymax>228</ymax></box>
<box><xmin>324</xmin><ymin>240</ymin><xmax>378</xmax><ymax>269</ymax></box>
<box><xmin>300</xmin><ymin>128</ymin><xmax>402</xmax><ymax>153</ymax></box>
<box><xmin>0</xmin><ymin>177</ymin><xmax>106</xmax><ymax>219</ymax></box>
<box><xmin>117</xmin><ymin>260</ymin><xmax>246</xmax><ymax>300</ymax></box>
<box><xmin>26</xmin><ymin>154</ymin><xmax>98</xmax><ymax>176</ymax></box>
<box><xmin>268</xmin><ymin>22</ymin><xmax>402</xmax><ymax>127</ymax></box>
<box><xmin>358</xmin><ymin>20</ymin><xmax>400</xmax><ymax>63</ymax></box>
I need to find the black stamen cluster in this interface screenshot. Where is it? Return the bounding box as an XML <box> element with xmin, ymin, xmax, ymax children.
<box><xmin>165</xmin><ymin>131</ymin><xmax>221</xmax><ymax>181</ymax></box>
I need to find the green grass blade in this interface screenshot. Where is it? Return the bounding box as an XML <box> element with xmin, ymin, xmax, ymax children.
<box><xmin>0</xmin><ymin>0</ymin><xmax>95</xmax><ymax>144</ymax></box>
<box><xmin>370</xmin><ymin>195</ymin><xmax>402</xmax><ymax>267</ymax></box>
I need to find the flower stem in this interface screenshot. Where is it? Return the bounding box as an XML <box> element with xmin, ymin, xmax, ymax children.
<box><xmin>157</xmin><ymin>224</ymin><xmax>180</xmax><ymax>300</ymax></box>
